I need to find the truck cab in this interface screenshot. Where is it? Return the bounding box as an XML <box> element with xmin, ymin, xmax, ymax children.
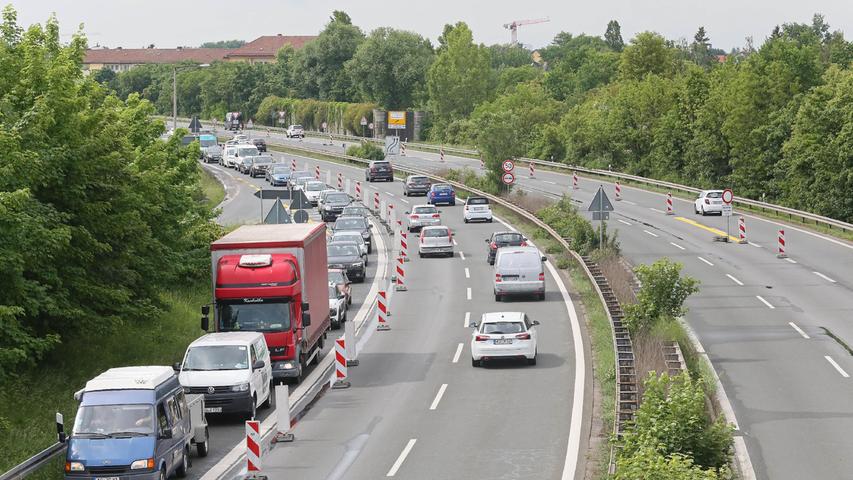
<box><xmin>65</xmin><ymin>367</ymin><xmax>194</xmax><ymax>480</ymax></box>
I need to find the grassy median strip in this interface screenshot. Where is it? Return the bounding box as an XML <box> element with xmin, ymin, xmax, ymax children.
<box><xmin>200</xmin><ymin>166</ymin><xmax>226</xmax><ymax>209</ymax></box>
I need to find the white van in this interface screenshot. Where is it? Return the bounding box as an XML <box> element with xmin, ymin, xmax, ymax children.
<box><xmin>493</xmin><ymin>246</ymin><xmax>547</xmax><ymax>301</ymax></box>
<box><xmin>178</xmin><ymin>332</ymin><xmax>273</xmax><ymax>419</ymax></box>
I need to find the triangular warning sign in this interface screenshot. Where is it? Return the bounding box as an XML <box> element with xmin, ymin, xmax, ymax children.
<box><xmin>264</xmin><ymin>199</ymin><xmax>293</xmax><ymax>224</ymax></box>
<box><xmin>289</xmin><ymin>189</ymin><xmax>312</xmax><ymax>210</ymax></box>
<box><xmin>588</xmin><ymin>186</ymin><xmax>614</xmax><ymax>212</ymax></box>
<box><xmin>188</xmin><ymin>116</ymin><xmax>203</xmax><ymax>133</ymax></box>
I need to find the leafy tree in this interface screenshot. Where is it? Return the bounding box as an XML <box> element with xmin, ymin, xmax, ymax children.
<box><xmin>604</xmin><ymin>20</ymin><xmax>625</xmax><ymax>52</ymax></box>
<box><xmin>624</xmin><ymin>259</ymin><xmax>699</xmax><ymax>332</ymax></box>
<box><xmin>621</xmin><ymin>373</ymin><xmax>733</xmax><ymax>471</ymax></box>
<box><xmin>616</xmin><ymin>447</ymin><xmax>721</xmax><ymax>479</ymax></box>
<box><xmin>426</xmin><ymin>22</ymin><xmax>491</xmax><ymax>139</ymax></box>
<box><xmin>92</xmin><ymin>67</ymin><xmax>116</xmax><ymax>85</ymax></box>
<box><xmin>690</xmin><ymin>27</ymin><xmax>714</xmax><ymax>67</ymax></box>
<box><xmin>620</xmin><ymin>31</ymin><xmax>680</xmax><ymax>80</ymax></box>
<box><xmin>487</xmin><ymin>43</ymin><xmax>532</xmax><ymax>69</ymax></box>
<box><xmin>346</xmin><ymin>141</ymin><xmax>385</xmax><ymax>160</ymax></box>
<box><xmin>200</xmin><ymin>39</ymin><xmax>245</xmax><ymax>49</ymax></box>
<box><xmin>345</xmin><ymin>28</ymin><xmax>434</xmax><ymax>109</ymax></box>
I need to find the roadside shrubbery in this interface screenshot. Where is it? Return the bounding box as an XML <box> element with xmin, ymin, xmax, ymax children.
<box><xmin>346</xmin><ymin>141</ymin><xmax>386</xmax><ymax>160</ymax></box>
<box><xmin>536</xmin><ymin>196</ymin><xmax>617</xmax><ymax>255</ymax></box>
<box><xmin>623</xmin><ymin>259</ymin><xmax>700</xmax><ymax>333</ymax></box>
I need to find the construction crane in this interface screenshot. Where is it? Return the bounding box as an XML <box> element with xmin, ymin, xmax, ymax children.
<box><xmin>503</xmin><ymin>17</ymin><xmax>550</xmax><ymax>45</ymax></box>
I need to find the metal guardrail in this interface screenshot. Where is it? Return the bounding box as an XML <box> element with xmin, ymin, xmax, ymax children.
<box><xmin>0</xmin><ymin>442</ymin><xmax>65</xmax><ymax>480</ymax></box>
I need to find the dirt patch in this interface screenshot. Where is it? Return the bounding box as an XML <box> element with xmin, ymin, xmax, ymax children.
<box><xmin>597</xmin><ymin>255</ymin><xmax>637</xmax><ymax>307</ymax></box>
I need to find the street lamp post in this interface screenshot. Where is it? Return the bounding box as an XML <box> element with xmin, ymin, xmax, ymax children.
<box><xmin>172</xmin><ymin>63</ymin><xmax>210</xmax><ymax>132</ymax></box>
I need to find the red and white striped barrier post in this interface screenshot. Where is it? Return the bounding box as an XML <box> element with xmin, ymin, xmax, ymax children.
<box><xmin>529</xmin><ymin>162</ymin><xmax>535</xmax><ymax>178</ymax></box>
<box><xmin>290</xmin><ymin>158</ymin><xmax>296</xmax><ymax>171</ymax></box>
<box><xmin>395</xmin><ymin>256</ymin><xmax>407</xmax><ymax>291</ymax></box>
<box><xmin>401</xmin><ymin>142</ymin><xmax>407</xmax><ymax>157</ymax></box>
<box><xmin>400</xmin><ymin>230</ymin><xmax>409</xmax><ymax>262</ymax></box>
<box><xmin>665</xmin><ymin>193</ymin><xmax>674</xmax><ymax>215</ymax></box>
<box><xmin>355</xmin><ymin>181</ymin><xmax>362</xmax><ymax>201</ymax></box>
<box><xmin>615</xmin><ymin>182</ymin><xmax>622</xmax><ymax>201</ymax></box>
<box><xmin>245</xmin><ymin>420</ymin><xmax>262</xmax><ymax>476</ymax></box>
<box><xmin>314</xmin><ymin>165</ymin><xmax>320</xmax><ymax>180</ymax></box>
<box><xmin>329</xmin><ymin>134</ymin><xmax>333</xmax><ymax>145</ymax></box>
<box><xmin>337</xmin><ymin>172</ymin><xmax>343</xmax><ymax>190</ymax></box>
<box><xmin>272</xmin><ymin>385</ymin><xmax>294</xmax><ymax>443</ymax></box>
<box><xmin>572</xmin><ymin>172</ymin><xmax>578</xmax><ymax>190</ymax></box>
<box><xmin>440</xmin><ymin>147</ymin><xmax>445</xmax><ymax>163</ymax></box>
<box><xmin>332</xmin><ymin>337</ymin><xmax>350</xmax><ymax>389</ymax></box>
<box><xmin>373</xmin><ymin>191</ymin><xmax>380</xmax><ymax>212</ymax></box>
<box><xmin>738</xmin><ymin>217</ymin><xmax>747</xmax><ymax>244</ymax></box>
<box><xmin>376</xmin><ymin>291</ymin><xmax>390</xmax><ymax>331</ymax></box>
<box><xmin>777</xmin><ymin>229</ymin><xmax>787</xmax><ymax>258</ymax></box>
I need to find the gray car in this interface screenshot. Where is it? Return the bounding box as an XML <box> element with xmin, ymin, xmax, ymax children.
<box><xmin>332</xmin><ymin>216</ymin><xmax>373</xmax><ymax>253</ymax></box>
<box><xmin>249</xmin><ymin>155</ymin><xmax>274</xmax><ymax>177</ymax></box>
<box><xmin>406</xmin><ymin>205</ymin><xmax>441</xmax><ymax>232</ymax></box>
<box><xmin>403</xmin><ymin>175</ymin><xmax>431</xmax><ymax>196</ymax></box>
<box><xmin>321</xmin><ymin>192</ymin><xmax>352</xmax><ymax>222</ymax></box>
<box><xmin>341</xmin><ymin>205</ymin><xmax>370</xmax><ymax>218</ymax></box>
<box><xmin>327</xmin><ymin>242</ymin><xmax>365</xmax><ymax>282</ymax></box>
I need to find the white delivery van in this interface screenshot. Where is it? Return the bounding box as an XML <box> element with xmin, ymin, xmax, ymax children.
<box><xmin>493</xmin><ymin>246</ymin><xmax>547</xmax><ymax>301</ymax></box>
<box><xmin>178</xmin><ymin>332</ymin><xmax>273</xmax><ymax>419</ymax></box>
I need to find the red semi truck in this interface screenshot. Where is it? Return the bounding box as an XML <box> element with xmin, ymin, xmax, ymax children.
<box><xmin>202</xmin><ymin>224</ymin><xmax>330</xmax><ymax>383</ymax></box>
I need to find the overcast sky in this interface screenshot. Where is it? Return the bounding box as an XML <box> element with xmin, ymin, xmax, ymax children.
<box><xmin>7</xmin><ymin>0</ymin><xmax>853</xmax><ymax>52</ymax></box>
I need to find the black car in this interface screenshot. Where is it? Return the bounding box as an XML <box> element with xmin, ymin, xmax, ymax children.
<box><xmin>326</xmin><ymin>243</ymin><xmax>365</xmax><ymax>282</ymax></box>
<box><xmin>403</xmin><ymin>175</ymin><xmax>431</xmax><ymax>196</ymax></box>
<box><xmin>251</xmin><ymin>138</ymin><xmax>267</xmax><ymax>152</ymax></box>
<box><xmin>365</xmin><ymin>160</ymin><xmax>394</xmax><ymax>182</ymax></box>
<box><xmin>321</xmin><ymin>192</ymin><xmax>352</xmax><ymax>222</ymax></box>
<box><xmin>332</xmin><ymin>216</ymin><xmax>373</xmax><ymax>253</ymax></box>
<box><xmin>485</xmin><ymin>231</ymin><xmax>528</xmax><ymax>265</ymax></box>
<box><xmin>238</xmin><ymin>157</ymin><xmax>254</xmax><ymax>174</ymax></box>
<box><xmin>249</xmin><ymin>155</ymin><xmax>274</xmax><ymax>177</ymax></box>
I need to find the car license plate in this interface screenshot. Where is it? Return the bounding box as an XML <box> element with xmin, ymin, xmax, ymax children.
<box><xmin>204</xmin><ymin>407</ymin><xmax>222</xmax><ymax>413</ymax></box>
<box><xmin>494</xmin><ymin>339</ymin><xmax>513</xmax><ymax>345</ymax></box>
<box><xmin>95</xmin><ymin>477</ymin><xmax>119</xmax><ymax>480</ymax></box>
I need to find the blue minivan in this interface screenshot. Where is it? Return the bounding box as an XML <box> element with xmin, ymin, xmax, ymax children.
<box><xmin>65</xmin><ymin>366</ymin><xmax>194</xmax><ymax>480</ymax></box>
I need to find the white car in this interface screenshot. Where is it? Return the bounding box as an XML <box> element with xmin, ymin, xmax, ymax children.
<box><xmin>463</xmin><ymin>196</ymin><xmax>493</xmax><ymax>223</ymax></box>
<box><xmin>178</xmin><ymin>332</ymin><xmax>273</xmax><ymax>419</ymax></box>
<box><xmin>302</xmin><ymin>181</ymin><xmax>326</xmax><ymax>206</ymax></box>
<box><xmin>286</xmin><ymin>125</ymin><xmax>305</xmax><ymax>138</ymax></box>
<box><xmin>328</xmin><ymin>283</ymin><xmax>347</xmax><ymax>329</ymax></box>
<box><xmin>470</xmin><ymin>312</ymin><xmax>539</xmax><ymax>367</ymax></box>
<box><xmin>233</xmin><ymin>134</ymin><xmax>249</xmax><ymax>142</ymax></box>
<box><xmin>406</xmin><ymin>205</ymin><xmax>441</xmax><ymax>232</ymax></box>
<box><xmin>418</xmin><ymin>225</ymin><xmax>454</xmax><ymax>258</ymax></box>
<box><xmin>329</xmin><ymin>231</ymin><xmax>369</xmax><ymax>259</ymax></box>
<box><xmin>694</xmin><ymin>190</ymin><xmax>724</xmax><ymax>215</ymax></box>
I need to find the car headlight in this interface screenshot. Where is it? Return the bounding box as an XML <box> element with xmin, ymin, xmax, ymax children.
<box><xmin>282</xmin><ymin>362</ymin><xmax>293</xmax><ymax>369</ymax></box>
<box><xmin>351</xmin><ymin>261</ymin><xmax>363</xmax><ymax>268</ymax></box>
<box><xmin>231</xmin><ymin>383</ymin><xmax>250</xmax><ymax>392</ymax></box>
<box><xmin>324</xmin><ymin>205</ymin><xmax>332</xmax><ymax>210</ymax></box>
<box><xmin>361</xmin><ymin>231</ymin><xmax>369</xmax><ymax>238</ymax></box>
<box><xmin>130</xmin><ymin>459</ymin><xmax>154</xmax><ymax>470</ymax></box>
<box><xmin>66</xmin><ymin>461</ymin><xmax>85</xmax><ymax>472</ymax></box>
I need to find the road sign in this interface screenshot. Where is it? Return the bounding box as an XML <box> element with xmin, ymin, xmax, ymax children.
<box><xmin>264</xmin><ymin>199</ymin><xmax>293</xmax><ymax>224</ymax></box>
<box><xmin>501</xmin><ymin>172</ymin><xmax>515</xmax><ymax>185</ymax></box>
<box><xmin>188</xmin><ymin>116</ymin><xmax>202</xmax><ymax>133</ymax></box>
<box><xmin>288</xmin><ymin>189</ymin><xmax>312</xmax><ymax>210</ymax></box>
<box><xmin>321</xmin><ymin>121</ymin><xmax>328</xmax><ymax>131</ymax></box>
<box><xmin>388</xmin><ymin>111</ymin><xmax>406</xmax><ymax>130</ymax></box>
<box><xmin>254</xmin><ymin>189</ymin><xmax>294</xmax><ymax>200</ymax></box>
<box><xmin>293</xmin><ymin>210</ymin><xmax>309</xmax><ymax>224</ymax></box>
<box><xmin>592</xmin><ymin>212</ymin><xmax>610</xmax><ymax>220</ymax></box>
<box><xmin>722</xmin><ymin>204</ymin><xmax>733</xmax><ymax>217</ymax></box>
<box><xmin>587</xmin><ymin>187</ymin><xmax>615</xmax><ymax>212</ymax></box>
<box><xmin>722</xmin><ymin>188</ymin><xmax>734</xmax><ymax>205</ymax></box>
<box><xmin>246</xmin><ymin>119</ymin><xmax>253</xmax><ymax>129</ymax></box>
<box><xmin>385</xmin><ymin>136</ymin><xmax>401</xmax><ymax>155</ymax></box>
<box><xmin>502</xmin><ymin>160</ymin><xmax>515</xmax><ymax>173</ymax></box>
<box><xmin>360</xmin><ymin>116</ymin><xmax>368</xmax><ymax>126</ymax></box>
<box><xmin>368</xmin><ymin>122</ymin><xmax>374</xmax><ymax>130</ymax></box>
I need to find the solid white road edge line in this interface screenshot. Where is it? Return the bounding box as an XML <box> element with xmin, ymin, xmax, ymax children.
<box><xmin>452</xmin><ymin>343</ymin><xmax>464</xmax><ymax>363</ymax></box>
<box><xmin>670</xmin><ymin>242</ymin><xmax>685</xmax><ymax>250</ymax></box>
<box><xmin>429</xmin><ymin>384</ymin><xmax>448</xmax><ymax>410</ymax></box>
<box><xmin>756</xmin><ymin>295</ymin><xmax>775</xmax><ymax>309</ymax></box>
<box><xmin>466</xmin><ymin>287</ymin><xmax>472</xmax><ymax>300</ymax></box>
<box><xmin>785</xmin><ymin>258</ymin><xmax>798</xmax><ymax>264</ymax></box>
<box><xmin>813</xmin><ymin>271</ymin><xmax>836</xmax><ymax>283</ymax></box>
<box><xmin>643</xmin><ymin>229</ymin><xmax>659</xmax><ymax>237</ymax></box>
<box><xmin>386</xmin><ymin>439</ymin><xmax>417</xmax><ymax>477</ymax></box>
<box><xmin>464</xmin><ymin>267</ymin><xmax>470</xmax><ymax>278</ymax></box>
<box><xmin>726</xmin><ymin>274</ymin><xmax>744</xmax><ymax>286</ymax></box>
<box><xmin>617</xmin><ymin>219</ymin><xmax>632</xmax><ymax>226</ymax></box>
<box><xmin>825</xmin><ymin>356</ymin><xmax>850</xmax><ymax>378</ymax></box>
<box><xmin>698</xmin><ymin>256</ymin><xmax>715</xmax><ymax>266</ymax></box>
<box><xmin>464</xmin><ymin>312</ymin><xmax>470</xmax><ymax>328</ymax></box>
<box><xmin>789</xmin><ymin>322</ymin><xmax>810</xmax><ymax>339</ymax></box>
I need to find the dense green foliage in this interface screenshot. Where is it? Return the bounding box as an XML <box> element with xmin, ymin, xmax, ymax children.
<box><xmin>618</xmin><ymin>373</ymin><xmax>733</xmax><ymax>474</ymax></box>
<box><xmin>624</xmin><ymin>259</ymin><xmax>699</xmax><ymax>333</ymax></box>
<box><xmin>536</xmin><ymin>197</ymin><xmax>617</xmax><ymax>255</ymax></box>
<box><xmin>0</xmin><ymin>8</ymin><xmax>218</xmax><ymax>378</ymax></box>
<box><xmin>615</xmin><ymin>447</ymin><xmax>721</xmax><ymax>479</ymax></box>
<box><xmin>346</xmin><ymin>141</ymin><xmax>385</xmax><ymax>160</ymax></box>
<box><xmin>254</xmin><ymin>96</ymin><xmax>376</xmax><ymax>132</ymax></box>
<box><xmin>199</xmin><ymin>39</ymin><xmax>244</xmax><ymax>49</ymax></box>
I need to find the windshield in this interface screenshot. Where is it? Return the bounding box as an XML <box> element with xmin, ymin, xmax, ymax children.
<box><xmin>482</xmin><ymin>321</ymin><xmax>525</xmax><ymax>334</ymax></box>
<box><xmin>326</xmin><ymin>193</ymin><xmax>349</xmax><ymax>203</ymax></box>
<box><xmin>495</xmin><ymin>233</ymin><xmax>524</xmax><ymax>244</ymax></box>
<box><xmin>328</xmin><ymin>271</ymin><xmax>346</xmax><ymax>284</ymax></box>
<box><xmin>423</xmin><ymin>228</ymin><xmax>449</xmax><ymax>238</ymax></box>
<box><xmin>272</xmin><ymin>166</ymin><xmax>290</xmax><ymax>174</ymax></box>
<box><xmin>409</xmin><ymin>176</ymin><xmax>429</xmax><ymax>184</ymax></box>
<box><xmin>413</xmin><ymin>206</ymin><xmax>437</xmax><ymax>214</ymax></box>
<box><xmin>238</xmin><ymin>146</ymin><xmax>259</xmax><ymax>157</ymax></box>
<box><xmin>342</xmin><ymin>207</ymin><xmax>365</xmax><ymax>215</ymax></box>
<box><xmin>306</xmin><ymin>183</ymin><xmax>324</xmax><ymax>191</ymax></box>
<box><xmin>183</xmin><ymin>345</ymin><xmax>249</xmax><ymax>371</ymax></box>
<box><xmin>217</xmin><ymin>299</ymin><xmax>291</xmax><ymax>332</ymax></box>
<box><xmin>500</xmin><ymin>252</ymin><xmax>540</xmax><ymax>268</ymax></box>
<box><xmin>335</xmin><ymin>218</ymin><xmax>366</xmax><ymax>230</ymax></box>
<box><xmin>468</xmin><ymin>197</ymin><xmax>489</xmax><ymax>205</ymax></box>
<box><xmin>333</xmin><ymin>233</ymin><xmax>361</xmax><ymax>244</ymax></box>
<box><xmin>253</xmin><ymin>157</ymin><xmax>272</xmax><ymax>165</ymax></box>
<box><xmin>200</xmin><ymin>137</ymin><xmax>217</xmax><ymax>147</ymax></box>
<box><xmin>328</xmin><ymin>285</ymin><xmax>339</xmax><ymax>299</ymax></box>
<box><xmin>706</xmin><ymin>191</ymin><xmax>723</xmax><ymax>198</ymax></box>
<box><xmin>73</xmin><ymin>404</ymin><xmax>155</xmax><ymax>436</ymax></box>
<box><xmin>433</xmin><ymin>184</ymin><xmax>452</xmax><ymax>192</ymax></box>
<box><xmin>291</xmin><ymin>125</ymin><xmax>303</xmax><ymax>129</ymax></box>
<box><xmin>328</xmin><ymin>244</ymin><xmax>360</xmax><ymax>257</ymax></box>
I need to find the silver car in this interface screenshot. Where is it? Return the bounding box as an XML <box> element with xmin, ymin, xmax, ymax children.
<box><xmin>419</xmin><ymin>226</ymin><xmax>454</xmax><ymax>258</ymax></box>
<box><xmin>329</xmin><ymin>231</ymin><xmax>369</xmax><ymax>260</ymax></box>
<box><xmin>406</xmin><ymin>205</ymin><xmax>441</xmax><ymax>232</ymax></box>
<box><xmin>493</xmin><ymin>247</ymin><xmax>546</xmax><ymax>301</ymax></box>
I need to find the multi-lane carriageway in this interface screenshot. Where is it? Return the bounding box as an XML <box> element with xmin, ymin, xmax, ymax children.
<box><xmin>254</xmin><ymin>130</ymin><xmax>853</xmax><ymax>480</ymax></box>
<box><xmin>193</xmin><ymin>148</ymin><xmax>588</xmax><ymax>480</ymax></box>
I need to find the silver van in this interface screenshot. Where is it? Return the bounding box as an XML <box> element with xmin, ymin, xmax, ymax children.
<box><xmin>493</xmin><ymin>246</ymin><xmax>547</xmax><ymax>301</ymax></box>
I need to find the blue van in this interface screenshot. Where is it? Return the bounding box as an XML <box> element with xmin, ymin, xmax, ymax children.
<box><xmin>65</xmin><ymin>366</ymin><xmax>194</xmax><ymax>480</ymax></box>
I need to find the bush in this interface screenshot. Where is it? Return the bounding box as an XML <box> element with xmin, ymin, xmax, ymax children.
<box><xmin>347</xmin><ymin>141</ymin><xmax>386</xmax><ymax>160</ymax></box>
<box><xmin>535</xmin><ymin>196</ymin><xmax>612</xmax><ymax>255</ymax></box>
<box><xmin>620</xmin><ymin>372</ymin><xmax>733</xmax><ymax>472</ymax></box>
<box><xmin>624</xmin><ymin>259</ymin><xmax>699</xmax><ymax>333</ymax></box>
<box><xmin>616</xmin><ymin>447</ymin><xmax>722</xmax><ymax>480</ymax></box>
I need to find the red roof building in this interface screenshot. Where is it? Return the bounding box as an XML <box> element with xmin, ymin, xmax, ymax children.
<box><xmin>225</xmin><ymin>34</ymin><xmax>316</xmax><ymax>63</ymax></box>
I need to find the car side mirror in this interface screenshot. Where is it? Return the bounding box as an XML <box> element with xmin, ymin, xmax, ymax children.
<box><xmin>542</xmin><ymin>256</ymin><xmax>548</xmax><ymax>262</ymax></box>
<box><xmin>159</xmin><ymin>427</ymin><xmax>173</xmax><ymax>440</ymax></box>
<box><xmin>302</xmin><ymin>311</ymin><xmax>312</xmax><ymax>327</ymax></box>
<box><xmin>201</xmin><ymin>315</ymin><xmax>209</xmax><ymax>332</ymax></box>
<box><xmin>172</xmin><ymin>362</ymin><xmax>181</xmax><ymax>372</ymax></box>
<box><xmin>405</xmin><ymin>211</ymin><xmax>410</xmax><ymax>215</ymax></box>
<box><xmin>485</xmin><ymin>239</ymin><xmax>490</xmax><ymax>243</ymax></box>
<box><xmin>469</xmin><ymin>322</ymin><xmax>478</xmax><ymax>329</ymax></box>
<box><xmin>253</xmin><ymin>360</ymin><xmax>265</xmax><ymax>370</ymax></box>
<box><xmin>438</xmin><ymin>210</ymin><xmax>443</xmax><ymax>214</ymax></box>
<box><xmin>201</xmin><ymin>305</ymin><xmax>210</xmax><ymax>316</ymax></box>
<box><xmin>533</xmin><ymin>320</ymin><xmax>540</xmax><ymax>326</ymax></box>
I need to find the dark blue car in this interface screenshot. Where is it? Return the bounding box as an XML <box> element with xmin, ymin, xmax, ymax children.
<box><xmin>428</xmin><ymin>183</ymin><xmax>456</xmax><ymax>206</ymax></box>
<box><xmin>266</xmin><ymin>165</ymin><xmax>292</xmax><ymax>186</ymax></box>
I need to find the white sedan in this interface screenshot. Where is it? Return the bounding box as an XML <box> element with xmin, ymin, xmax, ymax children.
<box><xmin>470</xmin><ymin>312</ymin><xmax>539</xmax><ymax>367</ymax></box>
<box><xmin>694</xmin><ymin>190</ymin><xmax>724</xmax><ymax>215</ymax></box>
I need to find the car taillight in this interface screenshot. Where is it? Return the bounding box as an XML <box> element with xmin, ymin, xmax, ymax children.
<box><xmin>429</xmin><ymin>192</ymin><xmax>435</xmax><ymax>197</ymax></box>
<box><xmin>490</xmin><ymin>242</ymin><xmax>497</xmax><ymax>249</ymax></box>
<box><xmin>432</xmin><ymin>214</ymin><xmax>440</xmax><ymax>218</ymax></box>
<box><xmin>411</xmin><ymin>214</ymin><xmax>418</xmax><ymax>219</ymax></box>
<box><xmin>521</xmin><ymin>241</ymin><xmax>528</xmax><ymax>247</ymax></box>
<box><xmin>516</xmin><ymin>333</ymin><xmax>531</xmax><ymax>340</ymax></box>
<box><xmin>705</xmin><ymin>199</ymin><xmax>710</xmax><ymax>204</ymax></box>
<box><xmin>371</xmin><ymin>167</ymin><xmax>378</xmax><ymax>172</ymax></box>
<box><xmin>475</xmin><ymin>335</ymin><xmax>490</xmax><ymax>342</ymax></box>
<box><xmin>539</xmin><ymin>273</ymin><xmax>545</xmax><ymax>281</ymax></box>
<box><xmin>451</xmin><ymin>191</ymin><xmax>456</xmax><ymax>196</ymax></box>
<box><xmin>495</xmin><ymin>273</ymin><xmax>502</xmax><ymax>282</ymax></box>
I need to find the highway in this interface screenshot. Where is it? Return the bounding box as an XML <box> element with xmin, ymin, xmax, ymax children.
<box><xmin>193</xmin><ymin>147</ymin><xmax>589</xmax><ymax>479</ymax></box>
<box><xmin>261</xmin><ymin>130</ymin><xmax>853</xmax><ymax>480</ymax></box>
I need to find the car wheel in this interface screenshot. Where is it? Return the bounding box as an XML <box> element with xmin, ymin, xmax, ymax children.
<box><xmin>700</xmin><ymin>206</ymin><xmax>706</xmax><ymax>216</ymax></box>
<box><xmin>538</xmin><ymin>293</ymin><xmax>545</xmax><ymax>301</ymax></box>
<box><xmin>464</xmin><ymin>218</ymin><xmax>469</xmax><ymax>223</ymax></box>
<box><xmin>247</xmin><ymin>395</ymin><xmax>257</xmax><ymax>420</ymax></box>
<box><xmin>419</xmin><ymin>252</ymin><xmax>424</xmax><ymax>258</ymax></box>
<box><xmin>348</xmin><ymin>296</ymin><xmax>352</xmax><ymax>306</ymax></box>
<box><xmin>196</xmin><ymin>429</ymin><xmax>209</xmax><ymax>457</ymax></box>
<box><xmin>527</xmin><ymin>355</ymin><xmax>537</xmax><ymax>366</ymax></box>
<box><xmin>494</xmin><ymin>293</ymin><xmax>501</xmax><ymax>302</ymax></box>
<box><xmin>176</xmin><ymin>447</ymin><xmax>189</xmax><ymax>477</ymax></box>
<box><xmin>332</xmin><ymin>320</ymin><xmax>340</xmax><ymax>330</ymax></box>
<box><xmin>472</xmin><ymin>358</ymin><xmax>481</xmax><ymax>367</ymax></box>
<box><xmin>450</xmin><ymin>201</ymin><xmax>456</xmax><ymax>206</ymax></box>
<box><xmin>487</xmin><ymin>218</ymin><xmax>493</xmax><ymax>223</ymax></box>
<box><xmin>159</xmin><ymin>467</ymin><xmax>167</xmax><ymax>480</ymax></box>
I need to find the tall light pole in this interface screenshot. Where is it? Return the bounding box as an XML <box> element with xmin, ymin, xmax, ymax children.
<box><xmin>172</xmin><ymin>63</ymin><xmax>210</xmax><ymax>132</ymax></box>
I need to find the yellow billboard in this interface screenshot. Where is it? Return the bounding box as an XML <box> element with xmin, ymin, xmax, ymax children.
<box><xmin>388</xmin><ymin>111</ymin><xmax>406</xmax><ymax>130</ymax></box>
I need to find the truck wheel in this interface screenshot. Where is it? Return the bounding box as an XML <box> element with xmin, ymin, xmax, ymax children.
<box><xmin>159</xmin><ymin>467</ymin><xmax>166</xmax><ymax>480</ymax></box>
<box><xmin>196</xmin><ymin>429</ymin><xmax>209</xmax><ymax>457</ymax></box>
<box><xmin>176</xmin><ymin>447</ymin><xmax>189</xmax><ymax>477</ymax></box>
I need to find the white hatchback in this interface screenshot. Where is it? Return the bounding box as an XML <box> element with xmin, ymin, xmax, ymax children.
<box><xmin>694</xmin><ymin>190</ymin><xmax>724</xmax><ymax>215</ymax></box>
<box><xmin>418</xmin><ymin>225</ymin><xmax>454</xmax><ymax>257</ymax></box>
<box><xmin>463</xmin><ymin>196</ymin><xmax>493</xmax><ymax>223</ymax></box>
<box><xmin>470</xmin><ymin>312</ymin><xmax>539</xmax><ymax>366</ymax></box>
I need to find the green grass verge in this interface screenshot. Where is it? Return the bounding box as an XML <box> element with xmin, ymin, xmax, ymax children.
<box><xmin>200</xmin><ymin>166</ymin><xmax>225</xmax><ymax>209</ymax></box>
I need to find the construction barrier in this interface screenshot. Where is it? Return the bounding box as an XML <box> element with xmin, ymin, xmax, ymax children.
<box><xmin>401</xmin><ymin>142</ymin><xmax>407</xmax><ymax>157</ymax></box>
<box><xmin>738</xmin><ymin>217</ymin><xmax>747</xmax><ymax>244</ymax></box>
<box><xmin>245</xmin><ymin>421</ymin><xmax>262</xmax><ymax>475</ymax></box>
<box><xmin>529</xmin><ymin>162</ymin><xmax>535</xmax><ymax>178</ymax></box>
<box><xmin>344</xmin><ymin>320</ymin><xmax>358</xmax><ymax>366</ymax></box>
<box><xmin>666</xmin><ymin>193</ymin><xmax>674</xmax><ymax>215</ymax></box>
<box><xmin>290</xmin><ymin>158</ymin><xmax>296</xmax><ymax>171</ymax></box>
<box><xmin>777</xmin><ymin>229</ymin><xmax>787</xmax><ymax>258</ymax></box>
<box><xmin>440</xmin><ymin>148</ymin><xmax>445</xmax><ymax>163</ymax></box>
<box><xmin>332</xmin><ymin>337</ymin><xmax>350</xmax><ymax>389</ymax></box>
<box><xmin>573</xmin><ymin>172</ymin><xmax>578</xmax><ymax>190</ymax></box>
<box><xmin>376</xmin><ymin>291</ymin><xmax>390</xmax><ymax>331</ymax></box>
<box><xmin>395</xmin><ymin>256</ymin><xmax>407</xmax><ymax>291</ymax></box>
<box><xmin>337</xmin><ymin>172</ymin><xmax>343</xmax><ymax>190</ymax></box>
<box><xmin>273</xmin><ymin>385</ymin><xmax>294</xmax><ymax>443</ymax></box>
<box><xmin>373</xmin><ymin>191</ymin><xmax>380</xmax><ymax>212</ymax></box>
<box><xmin>480</xmin><ymin>157</ymin><xmax>485</xmax><ymax>169</ymax></box>
<box><xmin>615</xmin><ymin>182</ymin><xmax>622</xmax><ymax>201</ymax></box>
<box><xmin>355</xmin><ymin>181</ymin><xmax>362</xmax><ymax>200</ymax></box>
<box><xmin>314</xmin><ymin>165</ymin><xmax>320</xmax><ymax>180</ymax></box>
<box><xmin>400</xmin><ymin>230</ymin><xmax>409</xmax><ymax>262</ymax></box>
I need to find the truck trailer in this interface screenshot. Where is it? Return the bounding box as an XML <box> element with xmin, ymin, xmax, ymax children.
<box><xmin>204</xmin><ymin>223</ymin><xmax>330</xmax><ymax>383</ymax></box>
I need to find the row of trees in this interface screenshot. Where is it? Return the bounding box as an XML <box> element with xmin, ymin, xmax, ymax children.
<box><xmin>0</xmin><ymin>7</ymin><xmax>218</xmax><ymax>377</ymax></box>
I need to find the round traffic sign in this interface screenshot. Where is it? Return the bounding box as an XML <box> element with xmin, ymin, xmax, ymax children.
<box><xmin>321</xmin><ymin>121</ymin><xmax>328</xmax><ymax>130</ymax></box>
<box><xmin>502</xmin><ymin>160</ymin><xmax>515</xmax><ymax>173</ymax></box>
<box><xmin>722</xmin><ymin>188</ymin><xmax>734</xmax><ymax>204</ymax></box>
<box><xmin>368</xmin><ymin>123</ymin><xmax>374</xmax><ymax>130</ymax></box>
<box><xmin>501</xmin><ymin>172</ymin><xmax>515</xmax><ymax>185</ymax></box>
<box><xmin>293</xmin><ymin>209</ymin><xmax>309</xmax><ymax>223</ymax></box>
